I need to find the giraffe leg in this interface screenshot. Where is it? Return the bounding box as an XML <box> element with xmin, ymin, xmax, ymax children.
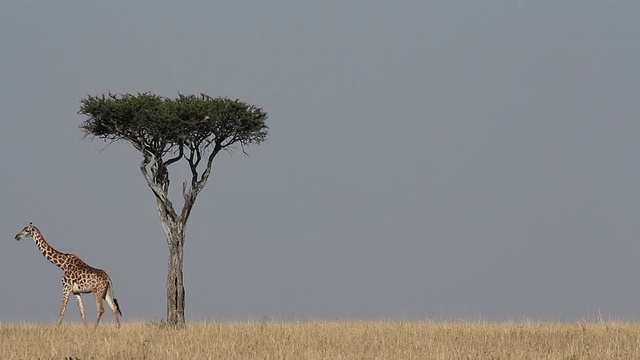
<box><xmin>93</xmin><ymin>293</ymin><xmax>105</xmax><ymax>328</ymax></box>
<box><xmin>74</xmin><ymin>294</ymin><xmax>88</xmax><ymax>327</ymax></box>
<box><xmin>105</xmin><ymin>288</ymin><xmax>121</xmax><ymax>328</ymax></box>
<box><xmin>57</xmin><ymin>288</ymin><xmax>71</xmax><ymax>327</ymax></box>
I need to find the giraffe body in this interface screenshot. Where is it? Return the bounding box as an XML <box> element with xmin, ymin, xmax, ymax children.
<box><xmin>14</xmin><ymin>222</ymin><xmax>121</xmax><ymax>328</ymax></box>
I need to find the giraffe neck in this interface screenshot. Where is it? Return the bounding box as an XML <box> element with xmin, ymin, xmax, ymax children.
<box><xmin>33</xmin><ymin>228</ymin><xmax>70</xmax><ymax>270</ymax></box>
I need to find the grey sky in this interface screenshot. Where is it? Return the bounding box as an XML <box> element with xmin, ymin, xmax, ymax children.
<box><xmin>1</xmin><ymin>1</ymin><xmax>639</xmax><ymax>323</ymax></box>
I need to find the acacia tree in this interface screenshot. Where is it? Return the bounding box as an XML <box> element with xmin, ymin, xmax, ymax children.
<box><xmin>79</xmin><ymin>93</ymin><xmax>268</xmax><ymax>327</ymax></box>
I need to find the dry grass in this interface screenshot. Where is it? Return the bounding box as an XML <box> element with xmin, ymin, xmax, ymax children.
<box><xmin>1</xmin><ymin>320</ymin><xmax>639</xmax><ymax>359</ymax></box>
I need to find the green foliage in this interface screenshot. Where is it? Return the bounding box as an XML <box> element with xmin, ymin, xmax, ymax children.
<box><xmin>79</xmin><ymin>93</ymin><xmax>268</xmax><ymax>154</ymax></box>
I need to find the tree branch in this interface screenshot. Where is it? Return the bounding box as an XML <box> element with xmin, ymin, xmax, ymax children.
<box><xmin>197</xmin><ymin>142</ymin><xmax>223</xmax><ymax>189</ymax></box>
<box><xmin>139</xmin><ymin>151</ymin><xmax>178</xmax><ymax>224</ymax></box>
<box><xmin>165</xmin><ymin>145</ymin><xmax>184</xmax><ymax>167</ymax></box>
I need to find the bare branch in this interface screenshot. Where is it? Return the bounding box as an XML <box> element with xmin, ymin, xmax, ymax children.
<box><xmin>239</xmin><ymin>141</ymin><xmax>248</xmax><ymax>156</ymax></box>
<box><xmin>197</xmin><ymin>142</ymin><xmax>223</xmax><ymax>189</ymax></box>
<box><xmin>139</xmin><ymin>152</ymin><xmax>179</xmax><ymax>224</ymax></box>
<box><xmin>182</xmin><ymin>181</ymin><xmax>189</xmax><ymax>201</ymax></box>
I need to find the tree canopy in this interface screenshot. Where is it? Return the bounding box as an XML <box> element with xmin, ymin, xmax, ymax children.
<box><xmin>80</xmin><ymin>92</ymin><xmax>268</xmax><ymax>155</ymax></box>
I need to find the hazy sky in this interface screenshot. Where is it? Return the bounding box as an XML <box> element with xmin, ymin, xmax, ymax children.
<box><xmin>2</xmin><ymin>1</ymin><xmax>639</xmax><ymax>323</ymax></box>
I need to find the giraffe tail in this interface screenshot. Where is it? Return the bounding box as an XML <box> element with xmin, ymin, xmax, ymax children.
<box><xmin>108</xmin><ymin>279</ymin><xmax>123</xmax><ymax>316</ymax></box>
<box><xmin>114</xmin><ymin>298</ymin><xmax>123</xmax><ymax>317</ymax></box>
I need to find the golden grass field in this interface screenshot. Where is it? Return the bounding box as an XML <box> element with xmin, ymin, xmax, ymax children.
<box><xmin>1</xmin><ymin>320</ymin><xmax>639</xmax><ymax>359</ymax></box>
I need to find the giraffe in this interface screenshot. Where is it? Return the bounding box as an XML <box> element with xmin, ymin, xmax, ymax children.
<box><xmin>14</xmin><ymin>222</ymin><xmax>122</xmax><ymax>328</ymax></box>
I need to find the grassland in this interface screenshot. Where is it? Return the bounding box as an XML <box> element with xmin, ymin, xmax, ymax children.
<box><xmin>1</xmin><ymin>320</ymin><xmax>639</xmax><ymax>359</ymax></box>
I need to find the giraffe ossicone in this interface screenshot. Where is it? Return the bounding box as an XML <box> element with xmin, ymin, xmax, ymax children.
<box><xmin>14</xmin><ymin>222</ymin><xmax>122</xmax><ymax>328</ymax></box>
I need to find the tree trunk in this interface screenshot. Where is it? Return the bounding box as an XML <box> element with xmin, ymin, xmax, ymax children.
<box><xmin>167</xmin><ymin>240</ymin><xmax>185</xmax><ymax>327</ymax></box>
<box><xmin>140</xmin><ymin>151</ymin><xmax>214</xmax><ymax>328</ymax></box>
<box><xmin>154</xmin><ymin>190</ymin><xmax>187</xmax><ymax>328</ymax></box>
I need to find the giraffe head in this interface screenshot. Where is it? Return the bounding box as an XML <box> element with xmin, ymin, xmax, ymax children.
<box><xmin>15</xmin><ymin>222</ymin><xmax>37</xmax><ymax>241</ymax></box>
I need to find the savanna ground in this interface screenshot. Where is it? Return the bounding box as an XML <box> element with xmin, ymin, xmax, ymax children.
<box><xmin>1</xmin><ymin>320</ymin><xmax>639</xmax><ymax>359</ymax></box>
